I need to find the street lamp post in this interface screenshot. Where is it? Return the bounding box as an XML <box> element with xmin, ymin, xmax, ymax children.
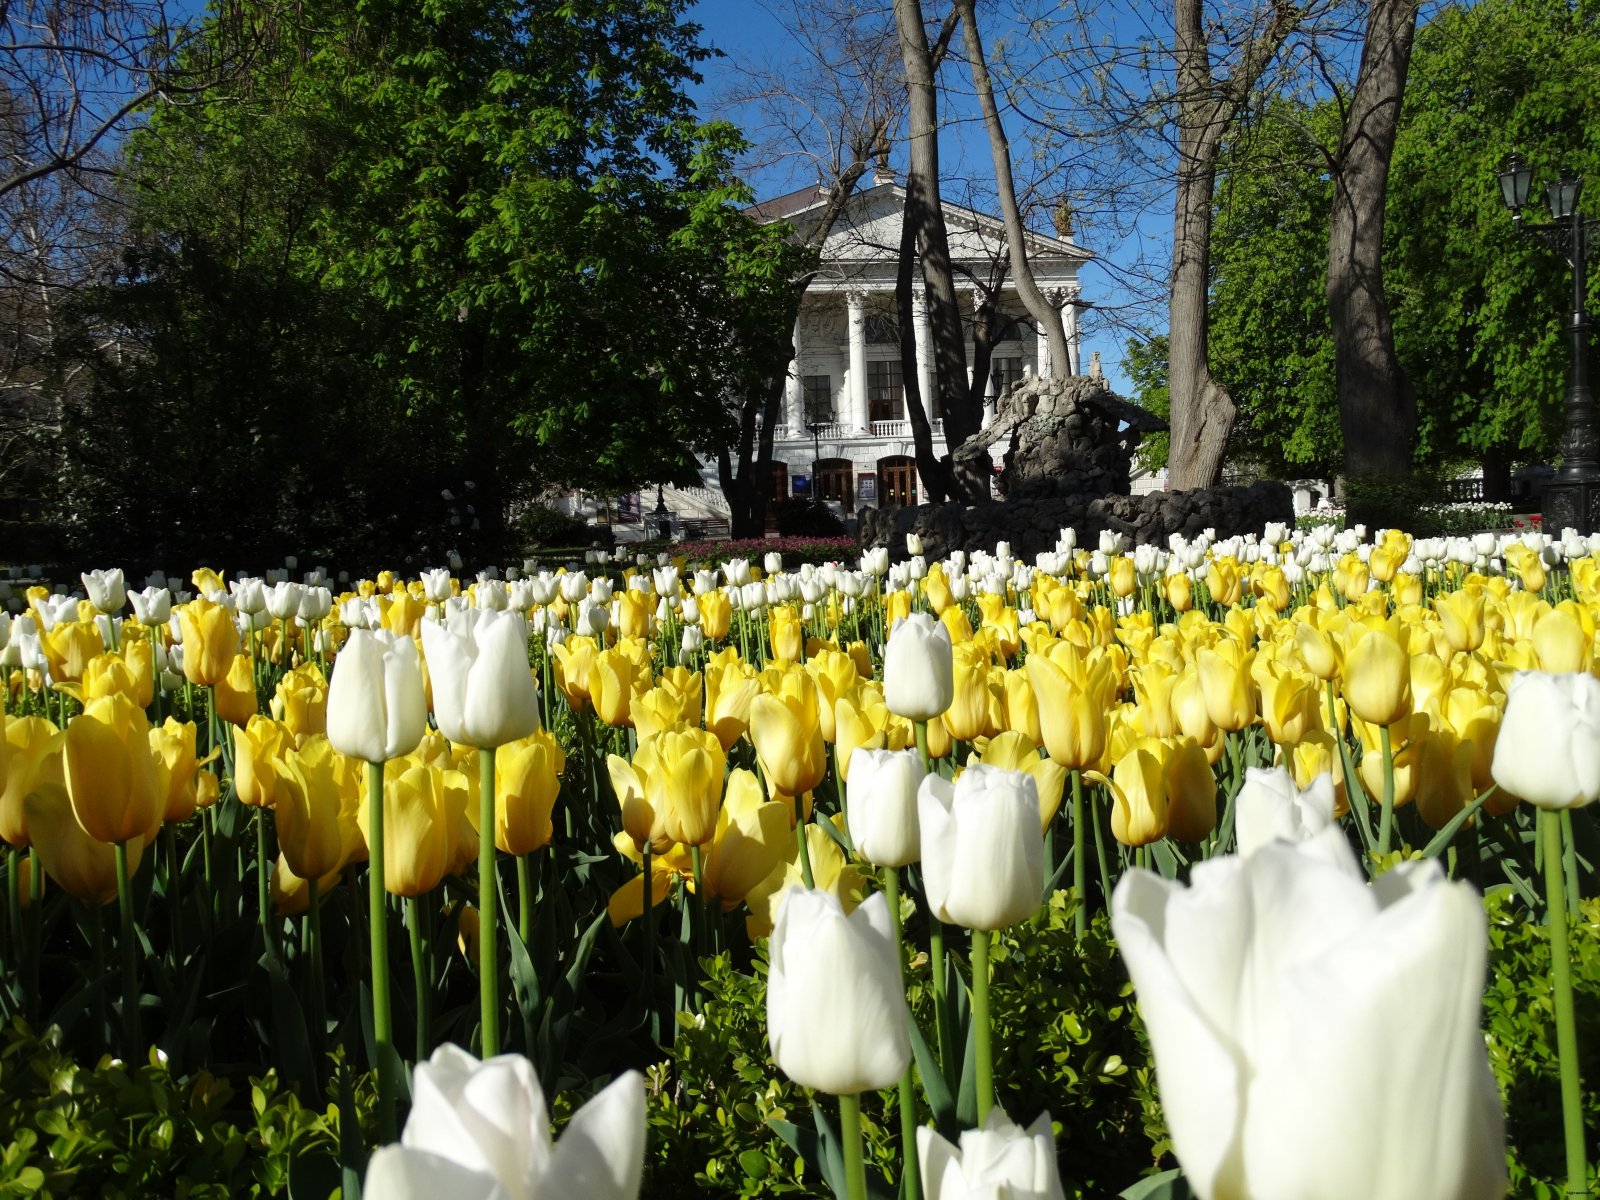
<box><xmin>1497</xmin><ymin>153</ymin><xmax>1600</xmax><ymax>532</ymax></box>
<box><xmin>652</xmin><ymin>482</ymin><xmax>672</xmax><ymax>542</ymax></box>
<box><xmin>805</xmin><ymin>419</ymin><xmax>824</xmax><ymax>504</ymax></box>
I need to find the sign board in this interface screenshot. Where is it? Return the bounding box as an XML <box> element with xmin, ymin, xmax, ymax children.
<box><xmin>791</xmin><ymin>475</ymin><xmax>810</xmax><ymax>496</ymax></box>
<box><xmin>857</xmin><ymin>474</ymin><xmax>878</xmax><ymax>504</ymax></box>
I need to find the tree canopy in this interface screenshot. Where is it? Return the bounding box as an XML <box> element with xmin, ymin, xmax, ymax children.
<box><xmin>56</xmin><ymin>0</ymin><xmax>801</xmax><ymax>565</ymax></box>
<box><xmin>1126</xmin><ymin>0</ymin><xmax>1600</xmax><ymax>486</ymax></box>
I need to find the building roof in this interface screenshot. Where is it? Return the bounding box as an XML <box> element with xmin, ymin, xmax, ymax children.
<box><xmin>746</xmin><ymin>178</ymin><xmax>1091</xmax><ymax>269</ymax></box>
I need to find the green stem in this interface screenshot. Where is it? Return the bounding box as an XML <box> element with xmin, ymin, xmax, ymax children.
<box><xmin>928</xmin><ymin>920</ymin><xmax>954</xmax><ymax>1089</ymax></box>
<box><xmin>366</xmin><ymin>759</ymin><xmax>396</xmax><ymax>1143</ymax></box>
<box><xmin>306</xmin><ymin>874</ymin><xmax>325</xmax><ymax>1081</ymax></box>
<box><xmin>164</xmin><ymin>826</ymin><xmax>184</xmax><ymax>967</ymax></box>
<box><xmin>1091</xmin><ymin>785</ymin><xmax>1113</xmax><ymax>908</ymax></box>
<box><xmin>517</xmin><ymin>854</ymin><xmax>533</xmax><ymax>949</ymax></box>
<box><xmin>1376</xmin><ymin>723</ymin><xmax>1396</xmax><ymax>859</ymax></box>
<box><xmin>114</xmin><ymin>840</ymin><xmax>139</xmax><ymax>1062</ymax></box>
<box><xmin>837</xmin><ymin>1092</ymin><xmax>868</xmax><ymax>1200</ymax></box>
<box><xmin>408</xmin><ymin>894</ymin><xmax>430</xmax><ymax>1063</ymax></box>
<box><xmin>1540</xmin><ymin>810</ymin><xmax>1587</xmax><ymax>1196</ymax></box>
<box><xmin>794</xmin><ymin>797</ymin><xmax>816</xmax><ymax>891</ymax></box>
<box><xmin>641</xmin><ymin>842</ymin><xmax>656</xmax><ymax>1035</ymax></box>
<box><xmin>972</xmin><ymin>928</ymin><xmax>999</xmax><ymax>1131</ymax></box>
<box><xmin>914</xmin><ymin>719</ymin><xmax>931</xmax><ymax>771</ymax></box>
<box><xmin>255</xmin><ymin>807</ymin><xmax>272</xmax><ymax>952</ymax></box>
<box><xmin>1560</xmin><ymin>809</ymin><xmax>1581</xmax><ymax>920</ymax></box>
<box><xmin>477</xmin><ymin>746</ymin><xmax>500</xmax><ymax>1057</ymax></box>
<box><xmin>1071</xmin><ymin>769</ymin><xmax>1086</xmax><ymax>937</ymax></box>
<box><xmin>882</xmin><ymin>869</ymin><xmax>920</xmax><ymax>1200</ymax></box>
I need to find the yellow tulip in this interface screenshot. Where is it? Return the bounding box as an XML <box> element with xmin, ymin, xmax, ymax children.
<box><xmin>213</xmin><ymin>653</ymin><xmax>258</xmax><ymax>727</ymax></box>
<box><xmin>1196</xmin><ymin>641</ymin><xmax>1255</xmax><ymax>732</ymax></box>
<box><xmin>382</xmin><ymin>590</ymin><xmax>426</xmax><ymax>639</ymax></box>
<box><xmin>1354</xmin><ymin>713</ymin><xmax>1424</xmax><ymax>808</ymax></box>
<box><xmin>769</xmin><ymin>605</ymin><xmax>805</xmax><ymax>663</ymax></box>
<box><xmin>1257</xmin><ymin>662</ymin><xmax>1320</xmax><ymax>746</ymax></box>
<box><xmin>1163</xmin><ymin>737</ymin><xmax>1217</xmax><ymax>844</ymax></box>
<box><xmin>379</xmin><ymin>764</ymin><xmax>452</xmax><ymax>896</ymax></box>
<box><xmin>975</xmin><ymin>730</ymin><xmax>1067</xmax><ymax>829</ymax></box>
<box><xmin>120</xmin><ymin>636</ymin><xmax>156</xmax><ymax>708</ymax></box>
<box><xmin>271</xmin><ymin>662</ymin><xmax>328</xmax><ymax>746</ymax></box>
<box><xmin>1109</xmin><ymin>556</ymin><xmax>1137</xmax><ymax>599</ymax></box>
<box><xmin>1413</xmin><ymin>728</ymin><xmax>1476</xmax><ymax>832</ymax></box>
<box><xmin>550</xmin><ymin>635</ymin><xmax>598</xmax><ymax>712</ymax></box>
<box><xmin>273</xmin><ymin>737</ymin><xmax>348</xmax><ymax>882</ymax></box>
<box><xmin>591</xmin><ymin>646</ymin><xmax>645</xmax><ymax>728</ymax></box>
<box><xmin>64</xmin><ymin>693</ymin><xmax>163</xmax><ymax>846</ymax></box>
<box><xmin>924</xmin><ymin>567</ymin><xmax>954</xmax><ymax>615</ymax></box>
<box><xmin>616</xmin><ymin>590</ymin><xmax>652</xmax><ymax>641</ymax></box>
<box><xmin>743</xmin><ymin>815</ymin><xmax>865</xmax><ymax>940</ymax></box>
<box><xmin>0</xmin><ymin>716</ymin><xmax>63</xmax><ymax>847</ymax></box>
<box><xmin>705</xmin><ymin>659</ymin><xmax>759</xmax><ymax>750</ymax></box>
<box><xmin>805</xmin><ymin>649</ymin><xmax>858</xmax><ymax>744</ymax></box>
<box><xmin>150</xmin><ymin>718</ymin><xmax>205</xmax><ymax>824</ymax></box>
<box><xmin>750</xmin><ymin>675</ymin><xmax>826</xmax><ymax>798</ymax></box>
<box><xmin>1342</xmin><ymin>620</ymin><xmax>1411</xmax><ymax>727</ymax></box>
<box><xmin>698</xmin><ymin>769</ymin><xmax>792</xmax><ymax>909</ymax></box>
<box><xmin>1169</xmin><ymin>665</ymin><xmax>1216</xmax><ymax>745</ymax></box>
<box><xmin>1102</xmin><ymin>739</ymin><xmax>1167</xmax><ymax>847</ymax></box>
<box><xmin>1293</xmin><ymin>610</ymin><xmax>1342</xmax><ymax>681</ymax></box>
<box><xmin>944</xmin><ymin>643</ymin><xmax>1002</xmax><ymax>742</ymax></box>
<box><xmin>79</xmin><ymin>653</ymin><xmax>137</xmax><ymax>704</ymax></box>
<box><xmin>26</xmin><ymin>782</ymin><xmax>143</xmax><ymax>905</ymax></box>
<box><xmin>1289</xmin><ymin>731</ymin><xmax>1348</xmax><ymax>817</ymax></box>
<box><xmin>178</xmin><ymin>597</ymin><xmax>239</xmax><ymax>686</ymax></box>
<box><xmin>632</xmin><ymin>683</ymin><xmax>693</xmax><ymax>743</ymax></box>
<box><xmin>1392</xmin><ymin>573</ymin><xmax>1423</xmax><ymax>608</ymax></box>
<box><xmin>699</xmin><ymin>590</ymin><xmax>732</xmax><ymax>641</ymax></box>
<box><xmin>1165</xmin><ymin>573</ymin><xmax>1194</xmax><ymax>613</ymax></box>
<box><xmin>42</xmin><ymin>620</ymin><xmax>102</xmax><ymax>684</ymax></box>
<box><xmin>1131</xmin><ymin>661</ymin><xmax>1182</xmax><ymax>739</ymax></box>
<box><xmin>1432</xmin><ymin>589</ymin><xmax>1486</xmax><ymax>654</ymax></box>
<box><xmin>1533</xmin><ymin>605</ymin><xmax>1590</xmax><ymax>673</ymax></box>
<box><xmin>1205</xmin><ymin>559</ymin><xmax>1242</xmax><ymax>607</ymax></box>
<box><xmin>1026</xmin><ymin>654</ymin><xmax>1109</xmax><ymax>771</ymax></box>
<box><xmin>1505</xmin><ymin>544</ymin><xmax>1546</xmax><ymax>594</ymax></box>
<box><xmin>1003</xmin><ymin>669</ymin><xmax>1042</xmax><ymax>745</ymax></box>
<box><xmin>494</xmin><ymin>728</ymin><xmax>565</xmax><ymax>855</ymax></box>
<box><xmin>233</xmin><ymin>715</ymin><xmax>292</xmax><ymax>808</ymax></box>
<box><xmin>607</xmin><ymin>836</ymin><xmax>686</xmax><ymax>925</ymax></box>
<box><xmin>1252</xmin><ymin>566</ymin><xmax>1291</xmax><ymax>612</ymax></box>
<box><xmin>834</xmin><ymin>690</ymin><xmax>889</xmax><ymax>782</ymax></box>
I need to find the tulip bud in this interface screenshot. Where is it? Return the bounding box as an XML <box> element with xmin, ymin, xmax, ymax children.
<box><xmin>1491</xmin><ymin>670</ymin><xmax>1600</xmax><ymax>809</ymax></box>
<box><xmin>919</xmin><ymin>765</ymin><xmax>1043</xmax><ymax>930</ymax></box>
<box><xmin>326</xmin><ymin>630</ymin><xmax>427</xmax><ymax>764</ymax></box>
<box><xmin>917</xmin><ymin>1110</ymin><xmax>1066</xmax><ymax>1200</ymax></box>
<box><xmin>421</xmin><ymin>609</ymin><xmax>541</xmax><ymax>749</ymax></box>
<box><xmin>767</xmin><ymin>889</ymin><xmax>911</xmax><ymax>1094</ymax></box>
<box><xmin>883</xmin><ymin>613</ymin><xmax>954</xmax><ymax>722</ymax></box>
<box><xmin>846</xmin><ymin>747</ymin><xmax>925</xmax><ymax>867</ymax></box>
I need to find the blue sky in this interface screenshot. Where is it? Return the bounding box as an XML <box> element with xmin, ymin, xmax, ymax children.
<box><xmin>684</xmin><ymin>0</ymin><xmax>1163</xmax><ymax>394</ymax></box>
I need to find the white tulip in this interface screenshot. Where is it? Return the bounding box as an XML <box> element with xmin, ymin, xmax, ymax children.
<box><xmin>229</xmin><ymin>576</ymin><xmax>266</xmax><ymax>616</ymax></box>
<box><xmin>1111</xmin><ymin>837</ymin><xmax>1506</xmax><ymax>1200</ymax></box>
<box><xmin>1234</xmin><ymin>766</ymin><xmax>1336</xmax><ymax>859</ymax></box>
<box><xmin>919</xmin><ymin>765</ymin><xmax>1043</xmax><ymax>930</ymax></box>
<box><xmin>860</xmin><ymin>547</ymin><xmax>889</xmax><ymax>577</ymax></box>
<box><xmin>883</xmin><ymin>613</ymin><xmax>953</xmax><ymax>722</ymax></box>
<box><xmin>265</xmin><ymin>581</ymin><xmax>305</xmax><ymax>622</ymax></box>
<box><xmin>420</xmin><ymin>569</ymin><xmax>453</xmax><ymax>604</ymax></box>
<box><xmin>906</xmin><ymin>533</ymin><xmax>924</xmax><ymax>556</ymax></box>
<box><xmin>847</xmin><ymin>748</ymin><xmax>925</xmax><ymax>867</ymax></box>
<box><xmin>918</xmin><ymin>1109</ymin><xmax>1065</xmax><ymax>1200</ymax></box>
<box><xmin>764</xmin><ymin>551</ymin><xmax>784</xmax><ymax>574</ymax></box>
<box><xmin>767</xmin><ymin>889</ymin><xmax>910</xmax><ymax>1094</ymax></box>
<box><xmin>81</xmin><ymin>568</ymin><xmax>126</xmax><ymax>615</ymax></box>
<box><xmin>128</xmin><ymin>586</ymin><xmax>172</xmax><ymax>627</ymax></box>
<box><xmin>421</xmin><ymin>608</ymin><xmax>541</xmax><ymax>749</ymax></box>
<box><xmin>327</xmin><ymin>629</ymin><xmax>427</xmax><ymax>764</ymax></box>
<box><xmin>1491</xmin><ymin>670</ymin><xmax>1600</xmax><ymax>809</ymax></box>
<box><xmin>363</xmin><ymin>1045</ymin><xmax>644</xmax><ymax>1200</ymax></box>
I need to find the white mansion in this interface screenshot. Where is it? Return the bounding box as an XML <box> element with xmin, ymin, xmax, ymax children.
<box><xmin>720</xmin><ymin>177</ymin><xmax>1091</xmax><ymax>514</ymax></box>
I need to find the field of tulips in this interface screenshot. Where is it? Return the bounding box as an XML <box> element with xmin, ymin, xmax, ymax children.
<box><xmin>0</xmin><ymin>520</ymin><xmax>1596</xmax><ymax>1199</ymax></box>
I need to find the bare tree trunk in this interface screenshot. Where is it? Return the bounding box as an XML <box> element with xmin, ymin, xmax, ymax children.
<box><xmin>896</xmin><ymin>211</ymin><xmax>955</xmax><ymax>502</ymax></box>
<box><xmin>1330</xmin><ymin>0</ymin><xmax>1419</xmax><ymax>485</ymax></box>
<box><xmin>953</xmin><ymin>0</ymin><xmax>1071</xmax><ymax>376</ymax></box>
<box><xmin>1167</xmin><ymin>0</ymin><xmax>1301</xmax><ymax>489</ymax></box>
<box><xmin>894</xmin><ymin>0</ymin><xmax>985</xmax><ymax>499</ymax></box>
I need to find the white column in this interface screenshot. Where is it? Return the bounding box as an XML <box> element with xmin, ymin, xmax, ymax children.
<box><xmin>1063</xmin><ymin>285</ymin><xmax>1081</xmax><ymax>376</ymax></box>
<box><xmin>784</xmin><ymin>313</ymin><xmax>804</xmax><ymax>432</ymax></box>
<box><xmin>912</xmin><ymin>287</ymin><xmax>934</xmax><ymax>420</ymax></box>
<box><xmin>846</xmin><ymin>288</ymin><xmax>869</xmax><ymax>433</ymax></box>
<box><xmin>1036</xmin><ymin>309</ymin><xmax>1052</xmax><ymax>378</ymax></box>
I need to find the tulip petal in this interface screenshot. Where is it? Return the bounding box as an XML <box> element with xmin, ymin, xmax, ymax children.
<box><xmin>546</xmin><ymin>1072</ymin><xmax>646</xmax><ymax>1200</ymax></box>
<box><xmin>363</xmin><ymin>1146</ymin><xmax>506</xmax><ymax>1200</ymax></box>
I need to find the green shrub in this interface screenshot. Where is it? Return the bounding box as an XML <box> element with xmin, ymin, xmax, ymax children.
<box><xmin>511</xmin><ymin>505</ymin><xmax>597</xmax><ymax>549</ymax></box>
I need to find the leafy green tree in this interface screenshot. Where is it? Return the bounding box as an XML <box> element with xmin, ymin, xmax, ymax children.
<box><xmin>59</xmin><ymin>0</ymin><xmax>799</xmax><ymax>563</ymax></box>
<box><xmin>1149</xmin><ymin>0</ymin><xmax>1600</xmax><ymax>492</ymax></box>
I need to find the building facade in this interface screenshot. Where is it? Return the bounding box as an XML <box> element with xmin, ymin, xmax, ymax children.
<box><xmin>736</xmin><ymin>178</ymin><xmax>1091</xmax><ymax>513</ymax></box>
